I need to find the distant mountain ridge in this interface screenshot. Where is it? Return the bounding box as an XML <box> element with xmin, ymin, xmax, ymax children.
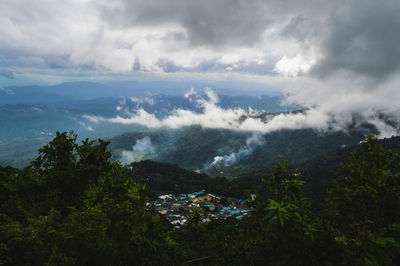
<box><xmin>0</xmin><ymin>80</ymin><xmax>283</xmax><ymax>106</ymax></box>
<box><xmin>0</xmin><ymin>90</ymin><xmax>294</xmax><ymax>168</ymax></box>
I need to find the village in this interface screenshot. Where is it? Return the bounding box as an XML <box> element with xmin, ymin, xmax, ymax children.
<box><xmin>147</xmin><ymin>190</ymin><xmax>251</xmax><ymax>230</ymax></box>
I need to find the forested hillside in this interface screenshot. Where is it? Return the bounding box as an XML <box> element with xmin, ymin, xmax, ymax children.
<box><xmin>110</xmin><ymin>125</ymin><xmax>368</xmax><ymax>176</ymax></box>
<box><xmin>1</xmin><ymin>132</ymin><xmax>399</xmax><ymax>265</ymax></box>
<box><xmin>127</xmin><ymin>160</ymin><xmax>249</xmax><ymax>199</ymax></box>
<box><xmin>236</xmin><ymin>136</ymin><xmax>400</xmax><ymax>202</ymax></box>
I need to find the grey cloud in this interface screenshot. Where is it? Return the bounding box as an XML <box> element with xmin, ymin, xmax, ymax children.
<box><xmin>310</xmin><ymin>0</ymin><xmax>400</xmax><ymax>80</ymax></box>
<box><xmin>101</xmin><ymin>0</ymin><xmax>272</xmax><ymax>47</ymax></box>
<box><xmin>281</xmin><ymin>16</ymin><xmax>319</xmax><ymax>43</ymax></box>
<box><xmin>157</xmin><ymin>59</ymin><xmax>180</xmax><ymax>73</ymax></box>
<box><xmin>0</xmin><ymin>0</ymin><xmax>336</xmax><ymax>75</ymax></box>
<box><xmin>1</xmin><ymin>0</ymin><xmax>400</xmax><ymax>84</ymax></box>
<box><xmin>101</xmin><ymin>0</ymin><xmax>337</xmax><ymax>48</ymax></box>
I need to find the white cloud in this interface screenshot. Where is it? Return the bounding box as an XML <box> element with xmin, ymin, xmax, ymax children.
<box><xmin>274</xmin><ymin>54</ymin><xmax>315</xmax><ymax>77</ymax></box>
<box><xmin>208</xmin><ymin>134</ymin><xmax>265</xmax><ymax>168</ymax></box>
<box><xmin>132</xmin><ymin>136</ymin><xmax>156</xmax><ymax>154</ymax></box>
<box><xmin>83</xmin><ymin>87</ymin><xmax>400</xmax><ymax>138</ymax></box>
<box><xmin>130</xmin><ymin>97</ymin><xmax>155</xmax><ymax>106</ymax></box>
<box><xmin>119</xmin><ymin>136</ymin><xmax>156</xmax><ymax>164</ymax></box>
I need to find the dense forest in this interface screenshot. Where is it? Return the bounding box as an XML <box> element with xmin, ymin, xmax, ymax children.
<box><xmin>1</xmin><ymin>132</ymin><xmax>399</xmax><ymax>265</ymax></box>
<box><xmin>109</xmin><ymin>125</ymin><xmax>369</xmax><ymax>177</ymax></box>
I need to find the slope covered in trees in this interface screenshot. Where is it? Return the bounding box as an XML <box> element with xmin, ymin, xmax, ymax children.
<box><xmin>128</xmin><ymin>160</ymin><xmax>249</xmax><ymax>199</ymax></box>
<box><xmin>0</xmin><ymin>132</ymin><xmax>179</xmax><ymax>265</ymax></box>
<box><xmin>110</xmin><ymin>125</ymin><xmax>367</xmax><ymax>176</ymax></box>
<box><xmin>1</xmin><ymin>133</ymin><xmax>399</xmax><ymax>265</ymax></box>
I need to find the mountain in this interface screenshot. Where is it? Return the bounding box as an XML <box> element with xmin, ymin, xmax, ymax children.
<box><xmin>0</xmin><ymin>89</ymin><xmax>296</xmax><ymax>168</ymax></box>
<box><xmin>0</xmin><ymin>103</ymin><xmax>148</xmax><ymax>168</ymax></box>
<box><xmin>234</xmin><ymin>135</ymin><xmax>400</xmax><ymax>203</ymax></box>
<box><xmin>109</xmin><ymin>125</ymin><xmax>368</xmax><ymax>177</ymax></box>
<box><xmin>297</xmin><ymin>135</ymin><xmax>400</xmax><ymax>201</ymax></box>
<box><xmin>0</xmin><ymin>80</ymin><xmax>283</xmax><ymax>106</ymax></box>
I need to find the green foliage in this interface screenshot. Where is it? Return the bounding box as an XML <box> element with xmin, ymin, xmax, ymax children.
<box><xmin>128</xmin><ymin>160</ymin><xmax>249</xmax><ymax>198</ymax></box>
<box><xmin>326</xmin><ymin>136</ymin><xmax>400</xmax><ymax>265</ymax></box>
<box><xmin>1</xmin><ymin>133</ymin><xmax>400</xmax><ymax>265</ymax></box>
<box><xmin>110</xmin><ymin>126</ymin><xmax>366</xmax><ymax>177</ymax></box>
<box><xmin>0</xmin><ymin>131</ymin><xmax>180</xmax><ymax>265</ymax></box>
<box><xmin>238</xmin><ymin>158</ymin><xmax>322</xmax><ymax>265</ymax></box>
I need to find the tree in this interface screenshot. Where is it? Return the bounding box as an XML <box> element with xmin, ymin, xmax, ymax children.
<box><xmin>220</xmin><ymin>158</ymin><xmax>322</xmax><ymax>265</ymax></box>
<box><xmin>326</xmin><ymin>136</ymin><xmax>400</xmax><ymax>265</ymax></box>
<box><xmin>1</xmin><ymin>132</ymin><xmax>181</xmax><ymax>265</ymax></box>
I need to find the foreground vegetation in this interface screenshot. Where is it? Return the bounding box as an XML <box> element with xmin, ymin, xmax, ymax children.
<box><xmin>1</xmin><ymin>132</ymin><xmax>399</xmax><ymax>265</ymax></box>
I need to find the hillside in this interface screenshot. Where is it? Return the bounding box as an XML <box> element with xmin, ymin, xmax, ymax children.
<box><xmin>299</xmin><ymin>135</ymin><xmax>400</xmax><ymax>200</ymax></box>
<box><xmin>0</xmin><ymin>90</ymin><xmax>294</xmax><ymax>168</ymax></box>
<box><xmin>110</xmin><ymin>125</ymin><xmax>368</xmax><ymax>177</ymax></box>
<box><xmin>1</xmin><ymin>133</ymin><xmax>398</xmax><ymax>265</ymax></box>
<box><xmin>127</xmin><ymin>160</ymin><xmax>249</xmax><ymax>199</ymax></box>
<box><xmin>235</xmin><ymin>136</ymin><xmax>400</xmax><ymax>202</ymax></box>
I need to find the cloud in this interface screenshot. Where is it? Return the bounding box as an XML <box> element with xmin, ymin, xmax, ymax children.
<box><xmin>130</xmin><ymin>97</ymin><xmax>155</xmax><ymax>106</ymax></box>
<box><xmin>83</xmin><ymin>88</ymin><xmax>400</xmax><ymax>138</ymax></box>
<box><xmin>207</xmin><ymin>134</ymin><xmax>265</xmax><ymax>168</ymax></box>
<box><xmin>83</xmin><ymin>89</ymin><xmax>265</xmax><ymax>131</ymax></box>
<box><xmin>120</xmin><ymin>150</ymin><xmax>136</xmax><ymax>165</ymax></box>
<box><xmin>132</xmin><ymin>136</ymin><xmax>156</xmax><ymax>154</ymax></box>
<box><xmin>272</xmin><ymin>0</ymin><xmax>400</xmax><ymax>138</ymax></box>
<box><xmin>0</xmin><ymin>0</ymin><xmax>335</xmax><ymax>76</ymax></box>
<box><xmin>2</xmin><ymin>0</ymin><xmax>400</xmax><ymax>139</ymax></box>
<box><xmin>309</xmin><ymin>0</ymin><xmax>400</xmax><ymax>81</ymax></box>
<box><xmin>100</xmin><ymin>0</ymin><xmax>272</xmax><ymax>47</ymax></box>
<box><xmin>3</xmin><ymin>0</ymin><xmax>396</xmax><ymax>80</ymax></box>
<box><xmin>120</xmin><ymin>136</ymin><xmax>156</xmax><ymax>164</ymax></box>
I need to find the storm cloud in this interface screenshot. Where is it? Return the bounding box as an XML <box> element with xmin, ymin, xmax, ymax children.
<box><xmin>310</xmin><ymin>0</ymin><xmax>400</xmax><ymax>81</ymax></box>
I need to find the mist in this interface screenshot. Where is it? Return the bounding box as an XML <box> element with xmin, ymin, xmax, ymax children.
<box><xmin>207</xmin><ymin>134</ymin><xmax>265</xmax><ymax>168</ymax></box>
<box><xmin>119</xmin><ymin>136</ymin><xmax>156</xmax><ymax>164</ymax></box>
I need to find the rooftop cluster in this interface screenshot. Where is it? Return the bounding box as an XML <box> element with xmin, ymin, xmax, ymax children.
<box><xmin>148</xmin><ymin>190</ymin><xmax>250</xmax><ymax>230</ymax></box>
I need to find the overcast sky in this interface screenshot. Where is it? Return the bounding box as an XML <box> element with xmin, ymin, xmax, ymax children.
<box><xmin>1</xmin><ymin>0</ymin><xmax>400</xmax><ymax>136</ymax></box>
<box><xmin>1</xmin><ymin>0</ymin><xmax>399</xmax><ymax>82</ymax></box>
<box><xmin>2</xmin><ymin>0</ymin><xmax>398</xmax><ymax>83</ymax></box>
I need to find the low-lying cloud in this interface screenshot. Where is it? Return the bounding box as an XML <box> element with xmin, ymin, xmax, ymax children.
<box><xmin>83</xmin><ymin>87</ymin><xmax>400</xmax><ymax>138</ymax></box>
<box><xmin>208</xmin><ymin>134</ymin><xmax>265</xmax><ymax>168</ymax></box>
<box><xmin>120</xmin><ymin>136</ymin><xmax>156</xmax><ymax>164</ymax></box>
<box><xmin>132</xmin><ymin>136</ymin><xmax>156</xmax><ymax>154</ymax></box>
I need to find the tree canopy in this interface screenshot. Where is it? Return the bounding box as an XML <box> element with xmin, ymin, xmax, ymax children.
<box><xmin>0</xmin><ymin>133</ymin><xmax>399</xmax><ymax>265</ymax></box>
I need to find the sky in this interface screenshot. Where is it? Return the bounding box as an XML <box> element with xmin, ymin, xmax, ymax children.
<box><xmin>1</xmin><ymin>0</ymin><xmax>400</xmax><ymax>136</ymax></box>
<box><xmin>3</xmin><ymin>0</ymin><xmax>398</xmax><ymax>83</ymax></box>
